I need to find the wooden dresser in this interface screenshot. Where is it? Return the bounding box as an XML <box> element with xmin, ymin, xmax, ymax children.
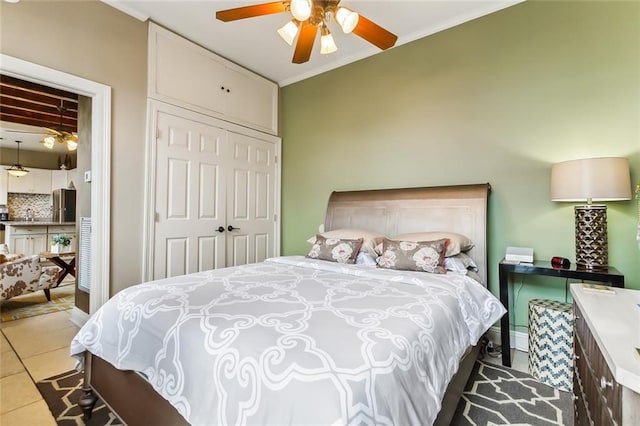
<box><xmin>571</xmin><ymin>284</ymin><xmax>640</xmax><ymax>425</ymax></box>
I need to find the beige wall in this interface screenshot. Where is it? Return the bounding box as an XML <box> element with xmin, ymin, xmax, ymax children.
<box><xmin>0</xmin><ymin>147</ymin><xmax>62</xmax><ymax>169</ymax></box>
<box><xmin>1</xmin><ymin>0</ymin><xmax>148</xmax><ymax>304</ymax></box>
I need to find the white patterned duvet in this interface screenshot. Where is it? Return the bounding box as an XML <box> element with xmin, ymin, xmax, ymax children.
<box><xmin>70</xmin><ymin>256</ymin><xmax>505</xmax><ymax>426</ymax></box>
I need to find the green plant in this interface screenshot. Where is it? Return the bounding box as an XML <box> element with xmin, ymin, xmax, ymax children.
<box><xmin>51</xmin><ymin>234</ymin><xmax>71</xmax><ymax>247</ymax></box>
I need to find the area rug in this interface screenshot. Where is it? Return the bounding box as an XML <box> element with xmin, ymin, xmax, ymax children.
<box><xmin>36</xmin><ymin>369</ymin><xmax>122</xmax><ymax>426</ymax></box>
<box><xmin>1</xmin><ymin>283</ymin><xmax>75</xmax><ymax>322</ymax></box>
<box><xmin>450</xmin><ymin>360</ymin><xmax>573</xmax><ymax>425</ymax></box>
<box><xmin>38</xmin><ymin>360</ymin><xmax>572</xmax><ymax>425</ymax></box>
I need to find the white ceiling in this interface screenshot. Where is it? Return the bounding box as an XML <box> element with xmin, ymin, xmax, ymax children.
<box><xmin>103</xmin><ymin>0</ymin><xmax>523</xmax><ymax>86</ymax></box>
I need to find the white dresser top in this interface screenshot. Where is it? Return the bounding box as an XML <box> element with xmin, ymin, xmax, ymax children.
<box><xmin>571</xmin><ymin>284</ymin><xmax>640</xmax><ymax>394</ymax></box>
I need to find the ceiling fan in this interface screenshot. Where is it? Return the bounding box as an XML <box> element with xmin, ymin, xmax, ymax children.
<box><xmin>216</xmin><ymin>0</ymin><xmax>398</xmax><ymax>64</ymax></box>
<box><xmin>5</xmin><ymin>100</ymin><xmax>78</xmax><ymax>151</ymax></box>
<box><xmin>41</xmin><ymin>100</ymin><xmax>78</xmax><ymax>151</ymax></box>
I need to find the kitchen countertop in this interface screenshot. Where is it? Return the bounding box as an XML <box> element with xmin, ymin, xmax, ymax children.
<box><xmin>0</xmin><ymin>221</ymin><xmax>76</xmax><ymax>226</ymax></box>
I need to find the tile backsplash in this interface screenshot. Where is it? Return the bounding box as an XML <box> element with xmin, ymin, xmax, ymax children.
<box><xmin>7</xmin><ymin>193</ymin><xmax>52</xmax><ymax>220</ymax></box>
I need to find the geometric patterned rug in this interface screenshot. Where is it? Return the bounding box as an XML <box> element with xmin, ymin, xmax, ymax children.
<box><xmin>450</xmin><ymin>360</ymin><xmax>573</xmax><ymax>425</ymax></box>
<box><xmin>36</xmin><ymin>369</ymin><xmax>123</xmax><ymax>426</ymax></box>
<box><xmin>37</xmin><ymin>360</ymin><xmax>572</xmax><ymax>425</ymax></box>
<box><xmin>0</xmin><ymin>283</ymin><xmax>75</xmax><ymax>322</ymax></box>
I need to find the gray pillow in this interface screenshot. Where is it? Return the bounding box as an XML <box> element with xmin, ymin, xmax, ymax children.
<box><xmin>306</xmin><ymin>235</ymin><xmax>363</xmax><ymax>264</ymax></box>
<box><xmin>377</xmin><ymin>238</ymin><xmax>449</xmax><ymax>274</ymax></box>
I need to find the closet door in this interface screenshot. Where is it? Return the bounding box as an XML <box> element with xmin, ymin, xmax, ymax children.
<box><xmin>153</xmin><ymin>110</ymin><xmax>227</xmax><ymax>278</ymax></box>
<box><xmin>226</xmin><ymin>132</ymin><xmax>277</xmax><ymax>266</ymax></box>
<box><xmin>148</xmin><ymin>102</ymin><xmax>281</xmax><ymax>280</ymax></box>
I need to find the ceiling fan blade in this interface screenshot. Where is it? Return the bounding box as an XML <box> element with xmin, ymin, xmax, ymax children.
<box><xmin>216</xmin><ymin>2</ymin><xmax>287</xmax><ymax>22</ymax></box>
<box><xmin>352</xmin><ymin>15</ymin><xmax>398</xmax><ymax>50</ymax></box>
<box><xmin>292</xmin><ymin>21</ymin><xmax>317</xmax><ymax>64</ymax></box>
<box><xmin>46</xmin><ymin>128</ymin><xmax>62</xmax><ymax>136</ymax></box>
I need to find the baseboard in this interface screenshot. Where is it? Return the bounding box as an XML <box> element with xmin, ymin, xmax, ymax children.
<box><xmin>69</xmin><ymin>306</ymin><xmax>90</xmax><ymax>328</ymax></box>
<box><xmin>486</xmin><ymin>326</ymin><xmax>529</xmax><ymax>353</ymax></box>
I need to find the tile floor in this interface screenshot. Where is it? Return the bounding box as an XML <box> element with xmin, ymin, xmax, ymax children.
<box><xmin>0</xmin><ymin>309</ymin><xmax>78</xmax><ymax>425</ymax></box>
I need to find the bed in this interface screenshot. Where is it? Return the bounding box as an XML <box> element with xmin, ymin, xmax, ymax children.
<box><xmin>71</xmin><ymin>183</ymin><xmax>505</xmax><ymax>425</ymax></box>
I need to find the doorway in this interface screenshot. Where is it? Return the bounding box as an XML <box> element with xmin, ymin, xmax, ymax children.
<box><xmin>1</xmin><ymin>54</ymin><xmax>111</xmax><ymax>322</ymax></box>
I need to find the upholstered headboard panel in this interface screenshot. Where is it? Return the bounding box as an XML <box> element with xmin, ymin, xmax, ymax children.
<box><xmin>324</xmin><ymin>184</ymin><xmax>491</xmax><ymax>284</ymax></box>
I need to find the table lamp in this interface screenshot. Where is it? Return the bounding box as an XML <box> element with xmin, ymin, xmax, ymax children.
<box><xmin>550</xmin><ymin>157</ymin><xmax>631</xmax><ymax>269</ymax></box>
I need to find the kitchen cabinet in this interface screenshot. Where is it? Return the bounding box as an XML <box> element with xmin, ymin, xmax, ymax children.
<box><xmin>148</xmin><ymin>23</ymin><xmax>278</xmax><ymax>135</ymax></box>
<box><xmin>51</xmin><ymin>169</ymin><xmax>77</xmax><ymax>190</ymax></box>
<box><xmin>6</xmin><ymin>225</ymin><xmax>48</xmax><ymax>257</ymax></box>
<box><xmin>5</xmin><ymin>224</ymin><xmax>76</xmax><ymax>256</ymax></box>
<box><xmin>7</xmin><ymin>168</ymin><xmax>52</xmax><ymax>194</ymax></box>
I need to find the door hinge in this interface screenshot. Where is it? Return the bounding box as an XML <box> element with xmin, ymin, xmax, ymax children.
<box><xmin>274</xmin><ymin>214</ymin><xmax>277</xmax><ymax>221</ymax></box>
<box><xmin>275</xmin><ymin>155</ymin><xmax>278</xmax><ymax>164</ymax></box>
<box><xmin>156</xmin><ymin>128</ymin><xmax>160</xmax><ymax>140</ymax></box>
<box><xmin>155</xmin><ymin>212</ymin><xmax>160</xmax><ymax>222</ymax></box>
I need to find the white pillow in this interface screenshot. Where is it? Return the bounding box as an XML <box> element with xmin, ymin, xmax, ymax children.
<box><xmin>355</xmin><ymin>251</ymin><xmax>377</xmax><ymax>266</ymax></box>
<box><xmin>445</xmin><ymin>252</ymin><xmax>478</xmax><ymax>273</ymax></box>
<box><xmin>376</xmin><ymin>232</ymin><xmax>474</xmax><ymax>257</ymax></box>
<box><xmin>307</xmin><ymin>229</ymin><xmax>385</xmax><ymax>257</ymax></box>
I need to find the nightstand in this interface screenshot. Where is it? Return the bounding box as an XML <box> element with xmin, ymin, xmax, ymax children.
<box><xmin>498</xmin><ymin>259</ymin><xmax>624</xmax><ymax>367</ymax></box>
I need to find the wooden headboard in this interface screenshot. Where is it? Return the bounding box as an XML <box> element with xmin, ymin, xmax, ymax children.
<box><xmin>324</xmin><ymin>184</ymin><xmax>491</xmax><ymax>284</ymax></box>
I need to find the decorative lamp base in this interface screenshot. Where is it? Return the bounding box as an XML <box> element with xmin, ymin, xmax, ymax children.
<box><xmin>574</xmin><ymin>205</ymin><xmax>608</xmax><ymax>269</ymax></box>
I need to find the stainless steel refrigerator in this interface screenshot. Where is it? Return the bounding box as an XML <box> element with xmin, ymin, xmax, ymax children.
<box><xmin>52</xmin><ymin>189</ymin><xmax>76</xmax><ymax>223</ymax></box>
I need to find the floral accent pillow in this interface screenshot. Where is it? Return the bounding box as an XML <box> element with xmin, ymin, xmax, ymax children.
<box><xmin>307</xmin><ymin>229</ymin><xmax>385</xmax><ymax>257</ymax></box>
<box><xmin>306</xmin><ymin>235</ymin><xmax>363</xmax><ymax>264</ymax></box>
<box><xmin>377</xmin><ymin>238</ymin><xmax>449</xmax><ymax>274</ymax></box>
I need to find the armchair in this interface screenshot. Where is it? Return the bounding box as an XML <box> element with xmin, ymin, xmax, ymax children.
<box><xmin>0</xmin><ymin>254</ymin><xmax>61</xmax><ymax>301</ymax></box>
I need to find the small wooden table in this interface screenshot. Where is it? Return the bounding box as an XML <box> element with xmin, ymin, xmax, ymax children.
<box><xmin>41</xmin><ymin>251</ymin><xmax>76</xmax><ymax>286</ymax></box>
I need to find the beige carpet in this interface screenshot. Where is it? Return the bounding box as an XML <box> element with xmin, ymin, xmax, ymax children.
<box><xmin>1</xmin><ymin>283</ymin><xmax>75</xmax><ymax>322</ymax></box>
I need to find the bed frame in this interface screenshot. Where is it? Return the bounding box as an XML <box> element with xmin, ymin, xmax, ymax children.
<box><xmin>79</xmin><ymin>183</ymin><xmax>491</xmax><ymax>425</ymax></box>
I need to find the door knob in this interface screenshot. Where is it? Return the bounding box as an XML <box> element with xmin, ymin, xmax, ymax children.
<box><xmin>216</xmin><ymin>226</ymin><xmax>225</xmax><ymax>233</ymax></box>
<box><xmin>227</xmin><ymin>225</ymin><xmax>239</xmax><ymax>232</ymax></box>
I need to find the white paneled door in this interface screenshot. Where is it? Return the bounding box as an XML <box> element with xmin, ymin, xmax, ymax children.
<box><xmin>152</xmin><ymin>107</ymin><xmax>278</xmax><ymax>279</ymax></box>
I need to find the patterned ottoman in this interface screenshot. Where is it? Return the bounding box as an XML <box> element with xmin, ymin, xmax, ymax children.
<box><xmin>528</xmin><ymin>299</ymin><xmax>573</xmax><ymax>392</ymax></box>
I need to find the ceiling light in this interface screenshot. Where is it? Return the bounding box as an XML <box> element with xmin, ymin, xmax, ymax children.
<box><xmin>290</xmin><ymin>0</ymin><xmax>311</xmax><ymax>21</ymax></box>
<box><xmin>320</xmin><ymin>27</ymin><xmax>337</xmax><ymax>55</ymax></box>
<box><xmin>336</xmin><ymin>7</ymin><xmax>359</xmax><ymax>34</ymax></box>
<box><xmin>6</xmin><ymin>141</ymin><xmax>29</xmax><ymax>177</ymax></box>
<box><xmin>42</xmin><ymin>136</ymin><xmax>56</xmax><ymax>149</ymax></box>
<box><xmin>66</xmin><ymin>137</ymin><xmax>78</xmax><ymax>151</ymax></box>
<box><xmin>277</xmin><ymin>20</ymin><xmax>299</xmax><ymax>45</ymax></box>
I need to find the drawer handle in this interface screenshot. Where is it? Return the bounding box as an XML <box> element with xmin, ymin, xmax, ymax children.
<box><xmin>574</xmin><ymin>354</ymin><xmax>580</xmax><ymax>360</ymax></box>
<box><xmin>600</xmin><ymin>376</ymin><xmax>614</xmax><ymax>390</ymax></box>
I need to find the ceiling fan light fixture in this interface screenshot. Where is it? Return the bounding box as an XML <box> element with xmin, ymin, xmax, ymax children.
<box><xmin>290</xmin><ymin>0</ymin><xmax>311</xmax><ymax>21</ymax></box>
<box><xmin>65</xmin><ymin>134</ymin><xmax>78</xmax><ymax>151</ymax></box>
<box><xmin>277</xmin><ymin>20</ymin><xmax>299</xmax><ymax>45</ymax></box>
<box><xmin>320</xmin><ymin>27</ymin><xmax>337</xmax><ymax>54</ymax></box>
<box><xmin>42</xmin><ymin>136</ymin><xmax>56</xmax><ymax>149</ymax></box>
<box><xmin>336</xmin><ymin>7</ymin><xmax>359</xmax><ymax>33</ymax></box>
<box><xmin>66</xmin><ymin>136</ymin><xmax>78</xmax><ymax>151</ymax></box>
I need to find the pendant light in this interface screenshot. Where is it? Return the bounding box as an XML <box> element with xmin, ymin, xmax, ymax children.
<box><xmin>6</xmin><ymin>141</ymin><xmax>30</xmax><ymax>177</ymax></box>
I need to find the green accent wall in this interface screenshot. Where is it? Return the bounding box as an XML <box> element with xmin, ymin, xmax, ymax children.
<box><xmin>281</xmin><ymin>1</ymin><xmax>640</xmax><ymax>334</ymax></box>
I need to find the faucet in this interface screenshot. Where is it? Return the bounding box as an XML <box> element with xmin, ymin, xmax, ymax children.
<box><xmin>26</xmin><ymin>208</ymin><xmax>33</xmax><ymax>221</ymax></box>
